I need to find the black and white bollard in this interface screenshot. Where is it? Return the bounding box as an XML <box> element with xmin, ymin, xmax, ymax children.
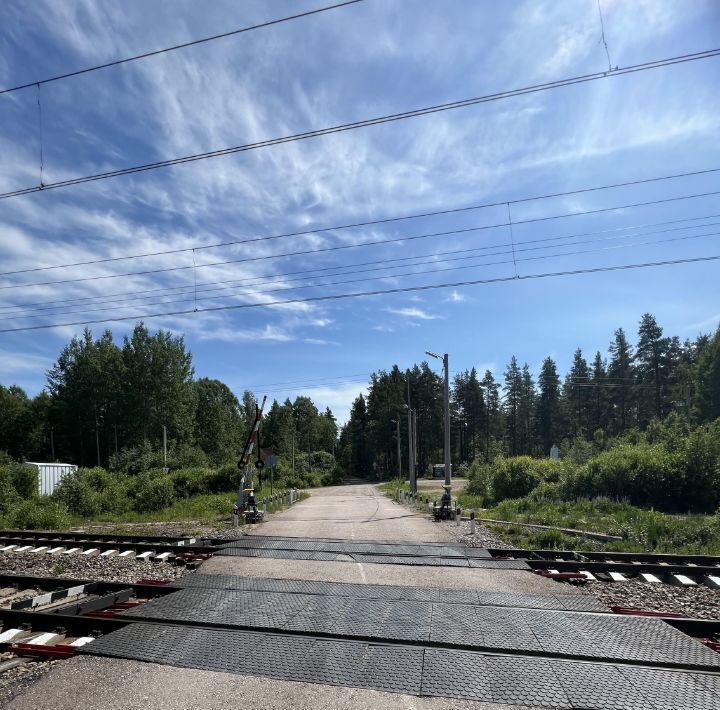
<box><xmin>470</xmin><ymin>510</ymin><xmax>476</xmax><ymax>535</ymax></box>
<box><xmin>233</xmin><ymin>504</ymin><xmax>239</xmax><ymax>529</ymax></box>
<box><xmin>455</xmin><ymin>507</ymin><xmax>461</xmax><ymax>527</ymax></box>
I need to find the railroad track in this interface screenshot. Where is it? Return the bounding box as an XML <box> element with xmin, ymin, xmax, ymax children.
<box><xmin>489</xmin><ymin>548</ymin><xmax>720</xmax><ymax>588</ymax></box>
<box><xmin>0</xmin><ymin>573</ymin><xmax>175</xmax><ymax>669</ymax></box>
<box><xmin>0</xmin><ymin>530</ymin><xmax>217</xmax><ymax>563</ymax></box>
<box><xmin>1</xmin><ymin>571</ymin><xmax>719</xmax><ymax>678</ymax></box>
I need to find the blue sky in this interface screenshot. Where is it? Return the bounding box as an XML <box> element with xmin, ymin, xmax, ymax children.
<box><xmin>0</xmin><ymin>0</ymin><xmax>719</xmax><ymax>423</ymax></box>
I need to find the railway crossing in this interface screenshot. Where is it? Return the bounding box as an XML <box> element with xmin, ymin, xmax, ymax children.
<box><xmin>2</xmin><ymin>484</ymin><xmax>720</xmax><ymax>709</ymax></box>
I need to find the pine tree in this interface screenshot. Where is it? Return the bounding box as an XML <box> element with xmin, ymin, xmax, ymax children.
<box><xmin>480</xmin><ymin>370</ymin><xmax>501</xmax><ymax>461</ymax></box>
<box><xmin>589</xmin><ymin>351</ymin><xmax>609</xmax><ymax>435</ymax></box>
<box><xmin>607</xmin><ymin>328</ymin><xmax>634</xmax><ymax>434</ymax></box>
<box><xmin>693</xmin><ymin>326</ymin><xmax>720</xmax><ymax>422</ymax></box>
<box><xmin>565</xmin><ymin>348</ymin><xmax>591</xmax><ymax>438</ymax></box>
<box><xmin>519</xmin><ymin>364</ymin><xmax>536</xmax><ymax>454</ymax></box>
<box><xmin>503</xmin><ymin>356</ymin><xmax>522</xmax><ymax>456</ymax></box>
<box><xmin>536</xmin><ymin>357</ymin><xmax>561</xmax><ymax>455</ymax></box>
<box><xmin>635</xmin><ymin>313</ymin><xmax>671</xmax><ymax>425</ymax></box>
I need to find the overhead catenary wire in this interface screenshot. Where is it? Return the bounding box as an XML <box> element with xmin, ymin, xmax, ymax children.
<box><xmin>1</xmin><ymin>49</ymin><xmax>718</xmax><ymax>203</ymax></box>
<box><xmin>4</xmin><ymin>224</ymin><xmax>718</xmax><ymax>322</ymax></box>
<box><xmin>0</xmin><ymin>1</ymin><xmax>366</xmax><ymax>96</ymax></box>
<box><xmin>1</xmin><ymin>165</ymin><xmax>717</xmax><ymax>279</ymax></box>
<box><xmin>4</xmin><ymin>210</ymin><xmax>718</xmax><ymax>313</ymax></box>
<box><xmin>2</xmin><ymin>188</ymin><xmax>718</xmax><ymax>293</ymax></box>
<box><xmin>1</xmin><ymin>252</ymin><xmax>718</xmax><ymax>334</ymax></box>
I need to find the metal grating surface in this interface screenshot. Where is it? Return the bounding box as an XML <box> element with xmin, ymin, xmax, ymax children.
<box><xmin>215</xmin><ymin>545</ymin><xmax>529</xmax><ymax>568</ymax></box>
<box><xmin>83</xmin><ymin>623</ymin><xmax>720</xmax><ymax>709</ymax></box>
<box><xmin>119</xmin><ymin>587</ymin><xmax>719</xmax><ymax>669</ymax></box>
<box><xmin>172</xmin><ymin>574</ymin><xmax>607</xmax><ymax>612</ymax></box>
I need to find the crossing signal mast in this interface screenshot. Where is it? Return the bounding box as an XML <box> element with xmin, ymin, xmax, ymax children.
<box><xmin>234</xmin><ymin>395</ymin><xmax>267</xmax><ymax>527</ymax></box>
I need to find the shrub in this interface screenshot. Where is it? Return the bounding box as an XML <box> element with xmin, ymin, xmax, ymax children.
<box><xmin>565</xmin><ymin>444</ymin><xmax>681</xmax><ymax>510</ymax></box>
<box><xmin>53</xmin><ymin>470</ymin><xmax>102</xmax><ymax>517</ymax></box>
<box><xmin>11</xmin><ymin>498</ymin><xmax>70</xmax><ymax>530</ymax></box>
<box><xmin>469</xmin><ymin>456</ymin><xmax>568</xmax><ymax>504</ymax></box>
<box><xmin>209</xmin><ymin>463</ymin><xmax>242</xmax><ymax>493</ymax></box>
<box><xmin>109</xmin><ymin>442</ymin><xmax>209</xmax><ymax>475</ymax></box>
<box><xmin>132</xmin><ymin>473</ymin><xmax>174</xmax><ymax>512</ymax></box>
<box><xmin>170</xmin><ymin>468</ymin><xmax>213</xmax><ymax>498</ymax></box>
<box><xmin>12</xmin><ymin>465</ymin><xmax>38</xmax><ymax>498</ymax></box>
<box><xmin>0</xmin><ymin>465</ymin><xmax>20</xmax><ymax>515</ymax></box>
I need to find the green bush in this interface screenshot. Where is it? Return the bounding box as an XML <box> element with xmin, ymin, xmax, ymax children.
<box><xmin>170</xmin><ymin>468</ymin><xmax>213</xmax><ymax>498</ymax></box>
<box><xmin>567</xmin><ymin>444</ymin><xmax>681</xmax><ymax>510</ymax></box>
<box><xmin>12</xmin><ymin>465</ymin><xmax>38</xmax><ymax>498</ymax></box>
<box><xmin>53</xmin><ymin>470</ymin><xmax>102</xmax><ymax>517</ymax></box>
<box><xmin>469</xmin><ymin>456</ymin><xmax>568</xmax><ymax>504</ymax></box>
<box><xmin>11</xmin><ymin>498</ymin><xmax>70</xmax><ymax>530</ymax></box>
<box><xmin>209</xmin><ymin>463</ymin><xmax>242</xmax><ymax>493</ymax></box>
<box><xmin>109</xmin><ymin>442</ymin><xmax>209</xmax><ymax>475</ymax></box>
<box><xmin>0</xmin><ymin>465</ymin><xmax>20</xmax><ymax>515</ymax></box>
<box><xmin>132</xmin><ymin>473</ymin><xmax>174</xmax><ymax>512</ymax></box>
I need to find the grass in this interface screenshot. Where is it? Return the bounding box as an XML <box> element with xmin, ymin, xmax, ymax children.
<box><xmin>457</xmin><ymin>494</ymin><xmax>720</xmax><ymax>555</ymax></box>
<box><xmin>66</xmin><ymin>484</ymin><xmax>309</xmax><ymax>530</ymax></box>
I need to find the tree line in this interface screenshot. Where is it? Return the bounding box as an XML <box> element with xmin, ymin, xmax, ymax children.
<box><xmin>337</xmin><ymin>313</ymin><xmax>720</xmax><ymax>477</ymax></box>
<box><xmin>0</xmin><ymin>323</ymin><xmax>338</xmax><ymax>468</ymax></box>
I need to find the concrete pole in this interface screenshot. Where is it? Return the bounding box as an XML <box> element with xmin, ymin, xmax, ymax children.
<box><xmin>412</xmin><ymin>409</ymin><xmax>418</xmax><ymax>489</ymax></box>
<box><xmin>163</xmin><ymin>425</ymin><xmax>168</xmax><ymax>472</ymax></box>
<box><xmin>395</xmin><ymin>419</ymin><xmax>401</xmax><ymax>480</ymax></box>
<box><xmin>443</xmin><ymin>353</ymin><xmax>452</xmax><ymax>489</ymax></box>
<box><xmin>406</xmin><ymin>407</ymin><xmax>414</xmax><ymax>494</ymax></box>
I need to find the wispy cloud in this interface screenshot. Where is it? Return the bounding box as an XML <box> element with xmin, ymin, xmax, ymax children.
<box><xmin>385</xmin><ymin>307</ymin><xmax>441</xmax><ymax>320</ymax></box>
<box><xmin>444</xmin><ymin>290</ymin><xmax>466</xmax><ymax>303</ymax></box>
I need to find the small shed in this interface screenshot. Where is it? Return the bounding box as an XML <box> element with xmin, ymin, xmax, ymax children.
<box><xmin>24</xmin><ymin>462</ymin><xmax>78</xmax><ymax>496</ymax></box>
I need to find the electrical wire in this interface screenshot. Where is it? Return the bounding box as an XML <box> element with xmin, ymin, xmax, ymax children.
<box><xmin>4</xmin><ymin>224</ymin><xmax>717</xmax><ymax>322</ymax></box>
<box><xmin>4</xmin><ymin>210</ymin><xmax>717</xmax><ymax>313</ymax></box>
<box><xmin>1</xmin><ymin>48</ymin><xmax>718</xmax><ymax>202</ymax></box>
<box><xmin>0</xmin><ymin>1</ymin><xmax>366</xmax><ymax>96</ymax></box>
<box><xmin>1</xmin><ymin>251</ymin><xmax>717</xmax><ymax>334</ymax></box>
<box><xmin>3</xmin><ymin>166</ymin><xmax>717</xmax><ymax>278</ymax></box>
<box><xmin>2</xmin><ymin>188</ymin><xmax>718</xmax><ymax>292</ymax></box>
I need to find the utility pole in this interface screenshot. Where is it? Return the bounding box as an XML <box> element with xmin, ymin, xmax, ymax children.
<box><xmin>94</xmin><ymin>403</ymin><xmax>101</xmax><ymax>467</ymax></box>
<box><xmin>412</xmin><ymin>408</ymin><xmax>418</xmax><ymax>483</ymax></box>
<box><xmin>391</xmin><ymin>419</ymin><xmax>401</xmax><ymax>481</ymax></box>
<box><xmin>162</xmin><ymin>425</ymin><xmax>168</xmax><ymax>473</ymax></box>
<box><xmin>426</xmin><ymin>350</ymin><xmax>451</xmax><ymax>489</ymax></box>
<box><xmin>406</xmin><ymin>405</ymin><xmax>414</xmax><ymax>494</ymax></box>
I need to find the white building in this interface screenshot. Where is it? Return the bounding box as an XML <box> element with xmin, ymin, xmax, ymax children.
<box><xmin>23</xmin><ymin>462</ymin><xmax>78</xmax><ymax>495</ymax></box>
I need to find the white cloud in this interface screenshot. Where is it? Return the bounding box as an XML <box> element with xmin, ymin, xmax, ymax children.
<box><xmin>0</xmin><ymin>350</ymin><xmax>52</xmax><ymax>376</ymax></box>
<box><xmin>444</xmin><ymin>290</ymin><xmax>466</xmax><ymax>303</ymax></box>
<box><xmin>385</xmin><ymin>307</ymin><xmax>441</xmax><ymax>320</ymax></box>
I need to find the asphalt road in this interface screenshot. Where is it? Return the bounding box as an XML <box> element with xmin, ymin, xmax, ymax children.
<box><xmin>6</xmin><ymin>484</ymin><xmax>564</xmax><ymax>710</ymax></box>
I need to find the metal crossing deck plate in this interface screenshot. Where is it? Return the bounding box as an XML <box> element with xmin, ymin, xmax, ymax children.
<box><xmin>82</xmin><ymin>622</ymin><xmax>720</xmax><ymax>709</ymax></box>
<box><xmin>216</xmin><ymin>536</ymin><xmax>528</xmax><ymax>568</ymax></box>
<box><xmin>172</xmin><ymin>573</ymin><xmax>609</xmax><ymax>611</ymax></box>
<box><xmin>119</xmin><ymin>586</ymin><xmax>719</xmax><ymax>669</ymax></box>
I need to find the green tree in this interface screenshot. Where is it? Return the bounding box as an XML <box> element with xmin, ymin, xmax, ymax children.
<box><xmin>480</xmin><ymin>370</ymin><xmax>502</xmax><ymax>461</ymax></box>
<box><xmin>564</xmin><ymin>348</ymin><xmax>591</xmax><ymax>438</ymax></box>
<box><xmin>693</xmin><ymin>326</ymin><xmax>720</xmax><ymax>422</ymax></box>
<box><xmin>121</xmin><ymin>323</ymin><xmax>194</xmax><ymax>447</ymax></box>
<box><xmin>608</xmin><ymin>328</ymin><xmax>634</xmax><ymax>434</ymax></box>
<box><xmin>193</xmin><ymin>378</ymin><xmax>242</xmax><ymax>464</ymax></box>
<box><xmin>503</xmin><ymin>356</ymin><xmax>522</xmax><ymax>456</ymax></box>
<box><xmin>536</xmin><ymin>357</ymin><xmax>562</xmax><ymax>456</ymax></box>
<box><xmin>635</xmin><ymin>313</ymin><xmax>671</xmax><ymax>425</ymax></box>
